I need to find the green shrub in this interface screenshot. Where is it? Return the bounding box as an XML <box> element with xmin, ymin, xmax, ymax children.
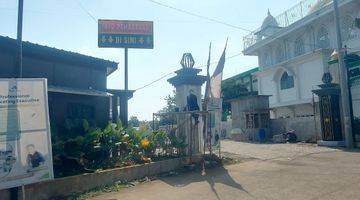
<box><xmin>52</xmin><ymin>119</ymin><xmax>186</xmax><ymax>177</ymax></box>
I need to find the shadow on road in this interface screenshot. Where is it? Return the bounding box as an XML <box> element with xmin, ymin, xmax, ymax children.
<box><xmin>159</xmin><ymin>165</ymin><xmax>252</xmax><ymax>200</ymax></box>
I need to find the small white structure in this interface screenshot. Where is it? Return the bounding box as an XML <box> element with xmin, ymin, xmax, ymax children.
<box><xmin>168</xmin><ymin>53</ymin><xmax>207</xmax><ymax>156</ymax></box>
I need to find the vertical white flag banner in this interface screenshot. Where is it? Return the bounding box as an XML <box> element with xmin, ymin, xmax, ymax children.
<box><xmin>210</xmin><ymin>40</ymin><xmax>227</xmax><ymax>99</ymax></box>
<box><xmin>0</xmin><ymin>78</ymin><xmax>54</xmax><ymax>190</ymax></box>
<box><xmin>208</xmin><ymin>40</ymin><xmax>227</xmax><ymax>146</ymax></box>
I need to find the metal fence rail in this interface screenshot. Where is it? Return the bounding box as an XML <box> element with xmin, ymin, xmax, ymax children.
<box><xmin>153</xmin><ymin>111</ymin><xmax>220</xmax><ymax>159</ymax></box>
<box><xmin>243</xmin><ymin>0</ymin><xmax>334</xmax><ymax>50</ymax></box>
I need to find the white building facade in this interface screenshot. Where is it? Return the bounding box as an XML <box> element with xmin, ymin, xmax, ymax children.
<box><xmin>243</xmin><ymin>0</ymin><xmax>360</xmax><ymax>141</ymax></box>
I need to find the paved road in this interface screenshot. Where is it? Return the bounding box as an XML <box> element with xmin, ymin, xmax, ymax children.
<box><xmin>90</xmin><ymin>141</ymin><xmax>360</xmax><ymax>200</ymax></box>
<box><xmin>220</xmin><ymin>140</ymin><xmax>338</xmax><ymax>160</ymax></box>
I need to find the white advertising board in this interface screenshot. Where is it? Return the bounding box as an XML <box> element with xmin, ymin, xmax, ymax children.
<box><xmin>0</xmin><ymin>78</ymin><xmax>53</xmax><ymax>190</ymax></box>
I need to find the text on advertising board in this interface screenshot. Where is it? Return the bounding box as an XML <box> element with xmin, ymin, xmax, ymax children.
<box><xmin>98</xmin><ymin>20</ymin><xmax>153</xmax><ymax>49</ymax></box>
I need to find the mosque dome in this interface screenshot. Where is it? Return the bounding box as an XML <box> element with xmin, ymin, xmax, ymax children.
<box><xmin>261</xmin><ymin>10</ymin><xmax>279</xmax><ymax>30</ymax></box>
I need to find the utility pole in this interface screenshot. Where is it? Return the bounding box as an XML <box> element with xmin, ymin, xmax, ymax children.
<box><xmin>333</xmin><ymin>0</ymin><xmax>354</xmax><ymax>148</ymax></box>
<box><xmin>10</xmin><ymin>1</ymin><xmax>24</xmax><ymax>200</ymax></box>
<box><xmin>123</xmin><ymin>48</ymin><xmax>129</xmax><ymax>127</ymax></box>
<box><xmin>16</xmin><ymin>0</ymin><xmax>24</xmax><ymax>78</ymax></box>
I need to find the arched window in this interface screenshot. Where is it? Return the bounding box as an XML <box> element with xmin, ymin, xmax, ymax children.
<box><xmin>294</xmin><ymin>37</ymin><xmax>305</xmax><ymax>56</ymax></box>
<box><xmin>342</xmin><ymin>15</ymin><xmax>356</xmax><ymax>41</ymax></box>
<box><xmin>280</xmin><ymin>72</ymin><xmax>294</xmax><ymax>90</ymax></box>
<box><xmin>275</xmin><ymin>45</ymin><xmax>284</xmax><ymax>63</ymax></box>
<box><xmin>307</xmin><ymin>26</ymin><xmax>316</xmax><ymax>50</ymax></box>
<box><xmin>317</xmin><ymin>27</ymin><xmax>330</xmax><ymax>49</ymax></box>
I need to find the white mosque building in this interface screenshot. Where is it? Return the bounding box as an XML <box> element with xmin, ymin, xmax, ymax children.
<box><xmin>243</xmin><ymin>0</ymin><xmax>360</xmax><ymax>141</ymax></box>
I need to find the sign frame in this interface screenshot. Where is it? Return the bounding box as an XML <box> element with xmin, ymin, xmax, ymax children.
<box><xmin>98</xmin><ymin>19</ymin><xmax>154</xmax><ymax>49</ymax></box>
<box><xmin>0</xmin><ymin>78</ymin><xmax>54</xmax><ymax>190</ymax></box>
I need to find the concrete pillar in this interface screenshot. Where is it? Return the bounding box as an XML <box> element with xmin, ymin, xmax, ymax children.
<box><xmin>168</xmin><ymin>57</ymin><xmax>207</xmax><ymax>156</ymax></box>
<box><xmin>111</xmin><ymin>96</ymin><xmax>119</xmax><ymax>123</ymax></box>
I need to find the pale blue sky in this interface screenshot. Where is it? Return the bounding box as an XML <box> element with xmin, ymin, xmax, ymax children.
<box><xmin>0</xmin><ymin>0</ymin><xmax>298</xmax><ymax>120</ymax></box>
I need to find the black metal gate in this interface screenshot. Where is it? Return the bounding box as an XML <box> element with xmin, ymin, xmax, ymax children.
<box><xmin>346</xmin><ymin>54</ymin><xmax>360</xmax><ymax>146</ymax></box>
<box><xmin>320</xmin><ymin>95</ymin><xmax>343</xmax><ymax>141</ymax></box>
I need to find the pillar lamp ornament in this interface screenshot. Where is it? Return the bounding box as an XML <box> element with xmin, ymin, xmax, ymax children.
<box><xmin>180</xmin><ymin>53</ymin><xmax>195</xmax><ymax>68</ymax></box>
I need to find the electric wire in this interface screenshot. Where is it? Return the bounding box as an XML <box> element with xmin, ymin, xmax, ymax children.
<box><xmin>76</xmin><ymin>0</ymin><xmax>97</xmax><ymax>23</ymax></box>
<box><xmin>145</xmin><ymin>0</ymin><xmax>253</xmax><ymax>32</ymax></box>
<box><xmin>134</xmin><ymin>52</ymin><xmax>243</xmax><ymax>91</ymax></box>
<box><xmin>74</xmin><ymin>0</ymin><xmax>359</xmax><ymax>91</ymax></box>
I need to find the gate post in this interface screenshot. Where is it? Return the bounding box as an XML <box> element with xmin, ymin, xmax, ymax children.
<box><xmin>168</xmin><ymin>53</ymin><xmax>207</xmax><ymax>156</ymax></box>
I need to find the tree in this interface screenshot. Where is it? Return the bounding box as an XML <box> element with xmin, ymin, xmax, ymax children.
<box><xmin>163</xmin><ymin>90</ymin><xmax>177</xmax><ymax>113</ymax></box>
<box><xmin>128</xmin><ymin>116</ymin><xmax>140</xmax><ymax>127</ymax></box>
<box><xmin>157</xmin><ymin>90</ymin><xmax>177</xmax><ymax>126</ymax></box>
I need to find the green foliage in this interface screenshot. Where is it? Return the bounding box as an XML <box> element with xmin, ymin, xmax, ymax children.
<box><xmin>52</xmin><ymin>118</ymin><xmax>186</xmax><ymax>177</ymax></box>
<box><xmin>222</xmin><ymin>109</ymin><xmax>231</xmax><ymax>122</ymax></box>
<box><xmin>168</xmin><ymin>133</ymin><xmax>187</xmax><ymax>156</ymax></box>
<box><xmin>157</xmin><ymin>90</ymin><xmax>177</xmax><ymax>125</ymax></box>
<box><xmin>128</xmin><ymin>116</ymin><xmax>140</xmax><ymax>127</ymax></box>
<box><xmin>222</xmin><ymin>83</ymin><xmax>249</xmax><ymax>100</ymax></box>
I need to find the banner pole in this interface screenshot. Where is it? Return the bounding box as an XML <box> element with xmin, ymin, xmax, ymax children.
<box><xmin>22</xmin><ymin>185</ymin><xmax>26</xmax><ymax>200</ymax></box>
<box><xmin>17</xmin><ymin>0</ymin><xmax>24</xmax><ymax>78</ymax></box>
<box><xmin>123</xmin><ymin>48</ymin><xmax>129</xmax><ymax>127</ymax></box>
<box><xmin>10</xmin><ymin>1</ymin><xmax>24</xmax><ymax>199</ymax></box>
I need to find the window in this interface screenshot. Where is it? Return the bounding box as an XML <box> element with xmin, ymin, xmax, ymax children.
<box><xmin>246</xmin><ymin>113</ymin><xmax>259</xmax><ymax>129</ymax></box>
<box><xmin>275</xmin><ymin>45</ymin><xmax>284</xmax><ymax>63</ymax></box>
<box><xmin>294</xmin><ymin>37</ymin><xmax>305</xmax><ymax>56</ymax></box>
<box><xmin>280</xmin><ymin>72</ymin><xmax>294</xmax><ymax>90</ymax></box>
<box><xmin>317</xmin><ymin>27</ymin><xmax>330</xmax><ymax>49</ymax></box>
<box><xmin>246</xmin><ymin>114</ymin><xmax>255</xmax><ymax>128</ymax></box>
<box><xmin>342</xmin><ymin>15</ymin><xmax>356</xmax><ymax>41</ymax></box>
<box><xmin>67</xmin><ymin>103</ymin><xmax>95</xmax><ymax>120</ymax></box>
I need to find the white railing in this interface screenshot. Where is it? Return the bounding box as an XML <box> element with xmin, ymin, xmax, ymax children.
<box><xmin>243</xmin><ymin>0</ymin><xmax>333</xmax><ymax>50</ymax></box>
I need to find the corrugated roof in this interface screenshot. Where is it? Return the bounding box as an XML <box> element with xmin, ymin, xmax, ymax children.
<box><xmin>0</xmin><ymin>36</ymin><xmax>118</xmax><ymax>75</ymax></box>
<box><xmin>48</xmin><ymin>85</ymin><xmax>111</xmax><ymax>97</ymax></box>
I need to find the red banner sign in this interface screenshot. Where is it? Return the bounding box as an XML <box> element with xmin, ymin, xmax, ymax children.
<box><xmin>98</xmin><ymin>20</ymin><xmax>153</xmax><ymax>49</ymax></box>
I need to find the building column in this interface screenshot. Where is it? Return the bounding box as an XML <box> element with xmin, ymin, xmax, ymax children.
<box><xmin>119</xmin><ymin>95</ymin><xmax>127</xmax><ymax>127</ymax></box>
<box><xmin>249</xmin><ymin>75</ymin><xmax>254</xmax><ymax>93</ymax></box>
<box><xmin>295</xmin><ymin>66</ymin><xmax>301</xmax><ymax>100</ymax></box>
<box><xmin>275</xmin><ymin>80</ymin><xmax>280</xmax><ymax>103</ymax></box>
<box><xmin>111</xmin><ymin>95</ymin><xmax>119</xmax><ymax>123</ymax></box>
<box><xmin>258</xmin><ymin>75</ymin><xmax>262</xmax><ymax>94</ymax></box>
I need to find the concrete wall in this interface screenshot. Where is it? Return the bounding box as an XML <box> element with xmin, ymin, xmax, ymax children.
<box><xmin>297</xmin><ymin>57</ymin><xmax>324</xmax><ymax>100</ymax></box>
<box><xmin>258</xmin><ymin>74</ymin><xmax>277</xmax><ymax>104</ymax></box>
<box><xmin>274</xmin><ymin>103</ymin><xmax>316</xmax><ymax>119</ymax></box>
<box><xmin>175</xmin><ymin>84</ymin><xmax>203</xmax><ymax>154</ymax></box>
<box><xmin>220</xmin><ymin>120</ymin><xmax>232</xmax><ymax>138</ymax></box>
<box><xmin>175</xmin><ymin>85</ymin><xmax>201</xmax><ymax>111</ymax></box>
<box><xmin>258</xmin><ymin>52</ymin><xmax>325</xmax><ymax>109</ymax></box>
<box><xmin>0</xmin><ymin>157</ymin><xmax>193</xmax><ymax>200</ymax></box>
<box><xmin>231</xmin><ymin>96</ymin><xmax>269</xmax><ymax>130</ymax></box>
<box><xmin>279</xmin><ymin>86</ymin><xmax>297</xmax><ymax>103</ymax></box>
<box><xmin>270</xmin><ymin>116</ymin><xmax>321</xmax><ymax>142</ymax></box>
<box><xmin>230</xmin><ymin>96</ymin><xmax>270</xmax><ymax>142</ymax></box>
